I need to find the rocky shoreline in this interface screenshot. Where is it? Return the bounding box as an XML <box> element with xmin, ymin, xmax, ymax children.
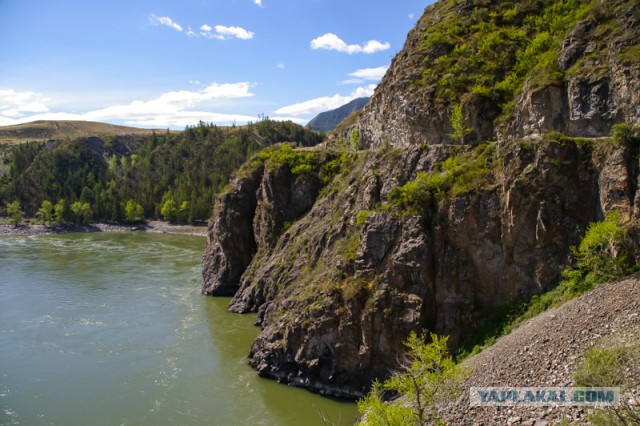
<box><xmin>0</xmin><ymin>220</ymin><xmax>207</xmax><ymax>237</ymax></box>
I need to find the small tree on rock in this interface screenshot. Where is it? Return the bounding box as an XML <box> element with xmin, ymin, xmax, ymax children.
<box><xmin>450</xmin><ymin>103</ymin><xmax>471</xmax><ymax>144</ymax></box>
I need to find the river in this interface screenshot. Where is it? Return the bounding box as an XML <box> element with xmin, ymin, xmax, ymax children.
<box><xmin>0</xmin><ymin>233</ymin><xmax>356</xmax><ymax>425</ymax></box>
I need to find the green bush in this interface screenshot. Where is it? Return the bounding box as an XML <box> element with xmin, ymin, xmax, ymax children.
<box><xmin>356</xmin><ymin>210</ymin><xmax>373</xmax><ymax>226</ymax></box>
<box><xmin>611</xmin><ymin>123</ymin><xmax>640</xmax><ymax>146</ymax></box>
<box><xmin>357</xmin><ymin>332</ymin><xmax>468</xmax><ymax>426</ymax></box>
<box><xmin>388</xmin><ymin>145</ymin><xmax>494</xmax><ymax>214</ymax></box>
<box><xmin>6</xmin><ymin>200</ymin><xmax>24</xmax><ymax>227</ymax></box>
<box><xmin>562</xmin><ymin>211</ymin><xmax>631</xmax><ymax>297</ymax></box>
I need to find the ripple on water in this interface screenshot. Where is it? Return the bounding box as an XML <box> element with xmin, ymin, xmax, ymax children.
<box><xmin>0</xmin><ymin>233</ymin><xmax>356</xmax><ymax>425</ymax></box>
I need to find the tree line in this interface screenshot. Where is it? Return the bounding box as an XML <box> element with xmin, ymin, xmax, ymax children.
<box><xmin>0</xmin><ymin>119</ymin><xmax>323</xmax><ymax>225</ymax></box>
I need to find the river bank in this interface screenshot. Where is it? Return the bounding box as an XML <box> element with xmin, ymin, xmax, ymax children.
<box><xmin>0</xmin><ymin>220</ymin><xmax>207</xmax><ymax>237</ymax></box>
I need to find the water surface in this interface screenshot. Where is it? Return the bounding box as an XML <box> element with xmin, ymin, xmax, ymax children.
<box><xmin>0</xmin><ymin>233</ymin><xmax>356</xmax><ymax>425</ymax></box>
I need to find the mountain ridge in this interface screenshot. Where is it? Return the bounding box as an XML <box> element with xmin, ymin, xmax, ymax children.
<box><xmin>307</xmin><ymin>98</ymin><xmax>369</xmax><ymax>132</ymax></box>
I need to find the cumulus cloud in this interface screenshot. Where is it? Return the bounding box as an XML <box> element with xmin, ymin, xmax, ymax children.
<box><xmin>149</xmin><ymin>14</ymin><xmax>183</xmax><ymax>32</ymax></box>
<box><xmin>310</xmin><ymin>33</ymin><xmax>390</xmax><ymax>54</ymax></box>
<box><xmin>274</xmin><ymin>85</ymin><xmax>376</xmax><ymax>116</ymax></box>
<box><xmin>342</xmin><ymin>66</ymin><xmax>389</xmax><ymax>84</ymax></box>
<box><xmin>200</xmin><ymin>24</ymin><xmax>255</xmax><ymax>40</ymax></box>
<box><xmin>254</xmin><ymin>0</ymin><xmax>264</xmax><ymax>6</ymax></box>
<box><xmin>0</xmin><ymin>89</ymin><xmax>50</xmax><ymax>119</ymax></box>
<box><xmin>0</xmin><ymin>83</ymin><xmax>260</xmax><ymax>128</ymax></box>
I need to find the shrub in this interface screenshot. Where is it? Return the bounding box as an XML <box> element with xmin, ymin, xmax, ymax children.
<box><xmin>574</xmin><ymin>341</ymin><xmax>640</xmax><ymax>425</ymax></box>
<box><xmin>356</xmin><ymin>210</ymin><xmax>373</xmax><ymax>226</ymax></box>
<box><xmin>6</xmin><ymin>200</ymin><xmax>24</xmax><ymax>227</ymax></box>
<box><xmin>388</xmin><ymin>145</ymin><xmax>494</xmax><ymax>214</ymax></box>
<box><xmin>357</xmin><ymin>332</ymin><xmax>468</xmax><ymax>425</ymax></box>
<box><xmin>562</xmin><ymin>211</ymin><xmax>631</xmax><ymax>298</ymax></box>
<box><xmin>611</xmin><ymin>123</ymin><xmax>640</xmax><ymax>146</ymax></box>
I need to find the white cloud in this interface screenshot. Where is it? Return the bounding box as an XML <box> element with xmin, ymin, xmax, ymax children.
<box><xmin>342</xmin><ymin>66</ymin><xmax>389</xmax><ymax>84</ymax></box>
<box><xmin>276</xmin><ymin>63</ymin><xmax>285</xmax><ymax>69</ymax></box>
<box><xmin>254</xmin><ymin>0</ymin><xmax>264</xmax><ymax>7</ymax></box>
<box><xmin>200</xmin><ymin>24</ymin><xmax>254</xmax><ymax>40</ymax></box>
<box><xmin>149</xmin><ymin>14</ymin><xmax>183</xmax><ymax>32</ymax></box>
<box><xmin>83</xmin><ymin>82</ymin><xmax>254</xmax><ymax>120</ymax></box>
<box><xmin>0</xmin><ymin>89</ymin><xmax>50</xmax><ymax>118</ymax></box>
<box><xmin>409</xmin><ymin>13</ymin><xmax>416</xmax><ymax>20</ymax></box>
<box><xmin>0</xmin><ymin>83</ymin><xmax>257</xmax><ymax>128</ymax></box>
<box><xmin>310</xmin><ymin>33</ymin><xmax>390</xmax><ymax>54</ymax></box>
<box><xmin>274</xmin><ymin>85</ymin><xmax>376</xmax><ymax>116</ymax></box>
<box><xmin>149</xmin><ymin>14</ymin><xmax>253</xmax><ymax>41</ymax></box>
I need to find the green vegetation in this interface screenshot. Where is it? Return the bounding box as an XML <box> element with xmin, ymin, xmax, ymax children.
<box><xmin>350</xmin><ymin>128</ymin><xmax>362</xmax><ymax>152</ymax></box>
<box><xmin>449</xmin><ymin>103</ymin><xmax>471</xmax><ymax>143</ymax></box>
<box><xmin>574</xmin><ymin>340</ymin><xmax>640</xmax><ymax>425</ymax></box>
<box><xmin>611</xmin><ymin>123</ymin><xmax>640</xmax><ymax>146</ymax></box>
<box><xmin>620</xmin><ymin>44</ymin><xmax>640</xmax><ymax>64</ymax></box>
<box><xmin>356</xmin><ymin>210</ymin><xmax>373</xmax><ymax>226</ymax></box>
<box><xmin>35</xmin><ymin>200</ymin><xmax>54</xmax><ymax>224</ymax></box>
<box><xmin>357</xmin><ymin>332</ymin><xmax>468</xmax><ymax>425</ymax></box>
<box><xmin>6</xmin><ymin>200</ymin><xmax>24</xmax><ymax>226</ymax></box>
<box><xmin>412</xmin><ymin>0</ymin><xmax>633</xmax><ymax>120</ymax></box>
<box><xmin>0</xmin><ymin>119</ymin><xmax>323</xmax><ymax>225</ymax></box>
<box><xmin>458</xmin><ymin>211</ymin><xmax>638</xmax><ymax>359</ymax></box>
<box><xmin>561</xmin><ymin>211</ymin><xmax>632</xmax><ymax>297</ymax></box>
<box><xmin>124</xmin><ymin>199</ymin><xmax>144</xmax><ymax>224</ymax></box>
<box><xmin>388</xmin><ymin>144</ymin><xmax>494</xmax><ymax>214</ymax></box>
<box><xmin>255</xmin><ymin>144</ymin><xmax>322</xmax><ymax>177</ymax></box>
<box><xmin>70</xmin><ymin>201</ymin><xmax>93</xmax><ymax>225</ymax></box>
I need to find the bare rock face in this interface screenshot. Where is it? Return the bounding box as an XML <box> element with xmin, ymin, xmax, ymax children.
<box><xmin>202</xmin><ymin>149</ymin><xmax>331</xmax><ymax>298</ymax></box>
<box><xmin>201</xmin><ymin>165</ymin><xmax>263</xmax><ymax>296</ymax></box>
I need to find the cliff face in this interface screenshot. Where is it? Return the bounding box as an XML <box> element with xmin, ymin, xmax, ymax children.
<box><xmin>203</xmin><ymin>137</ymin><xmax>640</xmax><ymax>398</ymax></box>
<box><xmin>202</xmin><ymin>0</ymin><xmax>640</xmax><ymax>399</ymax></box>
<box><xmin>357</xmin><ymin>0</ymin><xmax>640</xmax><ymax>148</ymax></box>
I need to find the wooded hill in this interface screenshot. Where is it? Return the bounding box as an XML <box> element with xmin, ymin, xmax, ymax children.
<box><xmin>0</xmin><ymin>120</ymin><xmax>323</xmax><ymax>224</ymax></box>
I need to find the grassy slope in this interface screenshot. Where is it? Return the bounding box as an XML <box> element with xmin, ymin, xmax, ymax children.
<box><xmin>0</xmin><ymin>120</ymin><xmax>166</xmax><ymax>144</ymax></box>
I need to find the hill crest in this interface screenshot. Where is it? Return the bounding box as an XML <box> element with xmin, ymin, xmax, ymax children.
<box><xmin>0</xmin><ymin>120</ymin><xmax>163</xmax><ymax>144</ymax></box>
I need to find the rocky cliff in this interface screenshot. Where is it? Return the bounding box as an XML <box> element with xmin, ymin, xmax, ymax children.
<box><xmin>202</xmin><ymin>0</ymin><xmax>640</xmax><ymax>399</ymax></box>
<box><xmin>357</xmin><ymin>0</ymin><xmax>639</xmax><ymax>148</ymax></box>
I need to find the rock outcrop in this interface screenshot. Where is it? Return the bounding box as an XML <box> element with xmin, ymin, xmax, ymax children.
<box><xmin>356</xmin><ymin>0</ymin><xmax>640</xmax><ymax>149</ymax></box>
<box><xmin>202</xmin><ymin>0</ymin><xmax>640</xmax><ymax>399</ymax></box>
<box><xmin>203</xmin><ymin>137</ymin><xmax>640</xmax><ymax>398</ymax></box>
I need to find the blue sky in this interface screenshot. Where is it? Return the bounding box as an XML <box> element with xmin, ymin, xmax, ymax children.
<box><xmin>0</xmin><ymin>0</ymin><xmax>433</xmax><ymax>129</ymax></box>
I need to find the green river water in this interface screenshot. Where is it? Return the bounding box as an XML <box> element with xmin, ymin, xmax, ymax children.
<box><xmin>0</xmin><ymin>233</ymin><xmax>356</xmax><ymax>425</ymax></box>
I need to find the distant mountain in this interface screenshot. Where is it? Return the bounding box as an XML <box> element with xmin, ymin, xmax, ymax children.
<box><xmin>0</xmin><ymin>120</ymin><xmax>162</xmax><ymax>144</ymax></box>
<box><xmin>307</xmin><ymin>97</ymin><xmax>369</xmax><ymax>132</ymax></box>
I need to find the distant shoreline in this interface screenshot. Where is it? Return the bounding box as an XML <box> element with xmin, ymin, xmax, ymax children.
<box><xmin>0</xmin><ymin>220</ymin><xmax>208</xmax><ymax>237</ymax></box>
